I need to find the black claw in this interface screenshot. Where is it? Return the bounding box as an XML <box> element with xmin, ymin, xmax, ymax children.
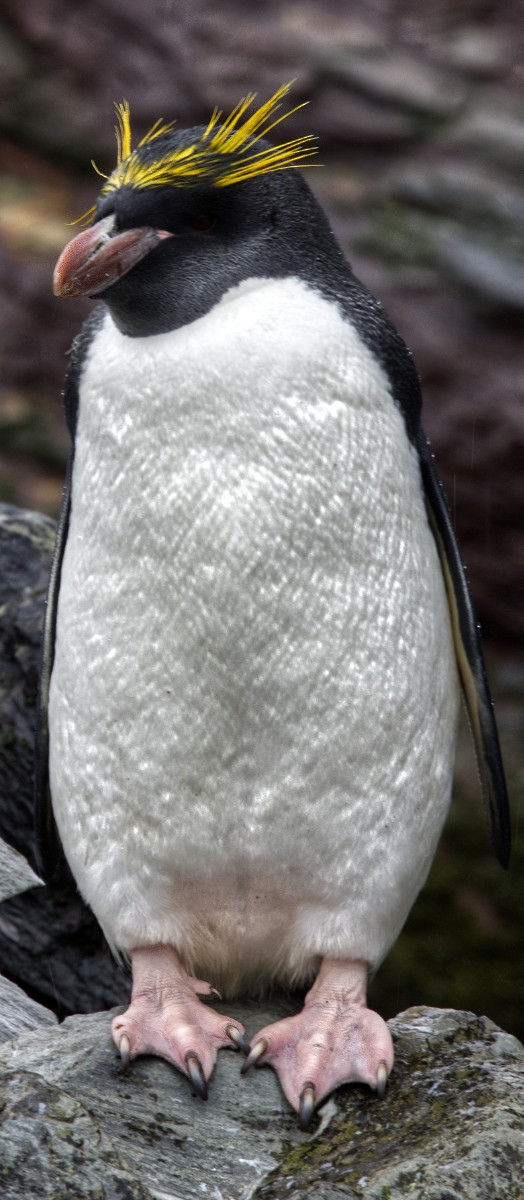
<box><xmin>299</xmin><ymin>1082</ymin><xmax>316</xmax><ymax>1131</ymax></box>
<box><xmin>376</xmin><ymin>1060</ymin><xmax>388</xmax><ymax>1099</ymax></box>
<box><xmin>240</xmin><ymin>1036</ymin><xmax>268</xmax><ymax>1075</ymax></box>
<box><xmin>118</xmin><ymin>1034</ymin><xmax>131</xmax><ymax>1070</ymax></box>
<box><xmin>185</xmin><ymin>1052</ymin><xmax>208</xmax><ymax>1100</ymax></box>
<box><xmin>225</xmin><ymin>1024</ymin><xmax>251</xmax><ymax>1055</ymax></box>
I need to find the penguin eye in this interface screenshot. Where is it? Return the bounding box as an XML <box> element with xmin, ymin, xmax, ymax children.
<box><xmin>190</xmin><ymin>213</ymin><xmax>215</xmax><ymax>232</ymax></box>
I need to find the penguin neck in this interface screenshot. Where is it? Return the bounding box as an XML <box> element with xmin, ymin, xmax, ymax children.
<box><xmin>97</xmin><ymin>183</ymin><xmax>350</xmax><ymax>340</ymax></box>
<box><xmin>99</xmin><ymin>246</ymin><xmax>345</xmax><ymax>341</ymax></box>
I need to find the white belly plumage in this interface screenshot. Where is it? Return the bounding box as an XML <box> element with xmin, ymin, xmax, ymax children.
<box><xmin>49</xmin><ymin>276</ymin><xmax>459</xmax><ymax>994</ymax></box>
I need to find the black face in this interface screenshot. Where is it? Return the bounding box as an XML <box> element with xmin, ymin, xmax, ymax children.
<box><xmin>54</xmin><ymin>125</ymin><xmax>422</xmax><ymax>438</ymax></box>
<box><xmin>81</xmin><ymin>127</ymin><xmax>347</xmax><ymax>337</ymax></box>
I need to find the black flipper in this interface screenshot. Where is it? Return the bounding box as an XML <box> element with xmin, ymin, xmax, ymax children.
<box><xmin>417</xmin><ymin>430</ymin><xmax>511</xmax><ymax>868</ymax></box>
<box><xmin>34</xmin><ymin>454</ymin><xmax>75</xmax><ymax>884</ymax></box>
<box><xmin>337</xmin><ymin>270</ymin><xmax>510</xmax><ymax>866</ymax></box>
<box><xmin>34</xmin><ymin>306</ymin><xmax>105</xmax><ymax>884</ymax></box>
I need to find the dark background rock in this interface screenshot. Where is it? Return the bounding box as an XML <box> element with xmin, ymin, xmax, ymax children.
<box><xmin>0</xmin><ymin>835</ymin><xmax>56</xmax><ymax>1039</ymax></box>
<box><xmin>0</xmin><ymin>885</ymin><xmax>128</xmax><ymax>1017</ymax></box>
<box><xmin>0</xmin><ymin>504</ymin><xmax>55</xmax><ymax>869</ymax></box>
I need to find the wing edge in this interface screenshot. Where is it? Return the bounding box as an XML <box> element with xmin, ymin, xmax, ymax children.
<box><xmin>418</xmin><ymin>432</ymin><xmax>510</xmax><ymax>868</ymax></box>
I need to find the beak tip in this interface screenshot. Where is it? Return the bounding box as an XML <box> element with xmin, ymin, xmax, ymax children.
<box><xmin>53</xmin><ymin>242</ymin><xmax>82</xmax><ymax>298</ymax></box>
<box><xmin>52</xmin><ymin>268</ymin><xmax>75</xmax><ymax>298</ymax></box>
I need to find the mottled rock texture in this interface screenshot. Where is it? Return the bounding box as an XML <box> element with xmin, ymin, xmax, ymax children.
<box><xmin>0</xmin><ymin>1003</ymin><xmax>521</xmax><ymax>1199</ymax></box>
<box><xmin>0</xmin><ymin>834</ymin><xmax>56</xmax><ymax>1041</ymax></box>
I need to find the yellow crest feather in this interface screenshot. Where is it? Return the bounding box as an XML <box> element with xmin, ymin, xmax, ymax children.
<box><xmin>96</xmin><ymin>82</ymin><xmax>318</xmax><ymax>197</ymax></box>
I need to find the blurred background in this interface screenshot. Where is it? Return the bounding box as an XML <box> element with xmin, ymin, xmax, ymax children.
<box><xmin>0</xmin><ymin>1</ymin><xmax>522</xmax><ymax>1035</ymax></box>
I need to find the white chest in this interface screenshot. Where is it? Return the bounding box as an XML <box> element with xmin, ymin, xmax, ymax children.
<box><xmin>59</xmin><ymin>276</ymin><xmax>426</xmax><ymax>723</ymax></box>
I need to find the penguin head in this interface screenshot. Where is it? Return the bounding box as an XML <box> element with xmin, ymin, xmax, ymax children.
<box><xmin>53</xmin><ymin>86</ymin><xmax>341</xmax><ymax>337</ymax></box>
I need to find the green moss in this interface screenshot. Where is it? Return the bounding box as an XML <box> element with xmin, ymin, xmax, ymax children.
<box><xmin>253</xmin><ymin>1010</ymin><xmax>506</xmax><ymax>1198</ymax></box>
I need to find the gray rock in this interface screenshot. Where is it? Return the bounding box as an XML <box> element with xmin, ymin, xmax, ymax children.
<box><xmin>308</xmin><ymin>85</ymin><xmax>416</xmax><ymax>145</ymax></box>
<box><xmin>0</xmin><ymin>837</ymin><xmax>56</xmax><ymax>1043</ymax></box>
<box><xmin>451</xmin><ymin>93</ymin><xmax>524</xmax><ymax>165</ymax></box>
<box><xmin>433</xmin><ymin>225</ymin><xmax>524</xmax><ymax>312</ymax></box>
<box><xmin>313</xmin><ymin>46</ymin><xmax>465</xmax><ymax>117</ymax></box>
<box><xmin>433</xmin><ymin>26</ymin><xmax>514</xmax><ymax>79</ymax></box>
<box><xmin>0</xmin><ymin>835</ymin><xmax>42</xmax><ymax>903</ymax></box>
<box><xmin>386</xmin><ymin>161</ymin><xmax>524</xmax><ymax>230</ymax></box>
<box><xmin>0</xmin><ymin>21</ymin><xmax>29</xmax><ymax>102</ymax></box>
<box><xmin>0</xmin><ymin>973</ymin><xmax>56</xmax><ymax>1043</ymax></box>
<box><xmin>0</xmin><ymin>1004</ymin><xmax>521</xmax><ymax>1199</ymax></box>
<box><xmin>0</xmin><ymin>503</ymin><xmax>56</xmax><ymax>867</ymax></box>
<box><xmin>0</xmin><ymin>999</ymin><xmax>292</xmax><ymax>1200</ymax></box>
<box><xmin>0</xmin><ymin>505</ymin><xmax>84</xmax><ymax>887</ymax></box>
<box><xmin>282</xmin><ymin>11</ymin><xmax>383</xmax><ymax>58</ymax></box>
<box><xmin>255</xmin><ymin>1007</ymin><xmax>524</xmax><ymax>1200</ymax></box>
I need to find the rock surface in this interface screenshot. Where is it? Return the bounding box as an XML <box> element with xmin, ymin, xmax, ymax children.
<box><xmin>0</xmin><ymin>832</ymin><xmax>57</xmax><ymax>1042</ymax></box>
<box><xmin>0</xmin><ymin>836</ymin><xmax>41</xmax><ymax>903</ymax></box>
<box><xmin>0</xmin><ymin>971</ymin><xmax>57</xmax><ymax>1043</ymax></box>
<box><xmin>0</xmin><ymin>1002</ymin><xmax>521</xmax><ymax>1199</ymax></box>
<box><xmin>0</xmin><ymin>503</ymin><xmax>55</xmax><ymax>870</ymax></box>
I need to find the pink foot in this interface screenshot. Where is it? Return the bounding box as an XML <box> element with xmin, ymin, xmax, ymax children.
<box><xmin>243</xmin><ymin>958</ymin><xmax>394</xmax><ymax>1128</ymax></box>
<box><xmin>111</xmin><ymin>944</ymin><xmax>247</xmax><ymax>1098</ymax></box>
